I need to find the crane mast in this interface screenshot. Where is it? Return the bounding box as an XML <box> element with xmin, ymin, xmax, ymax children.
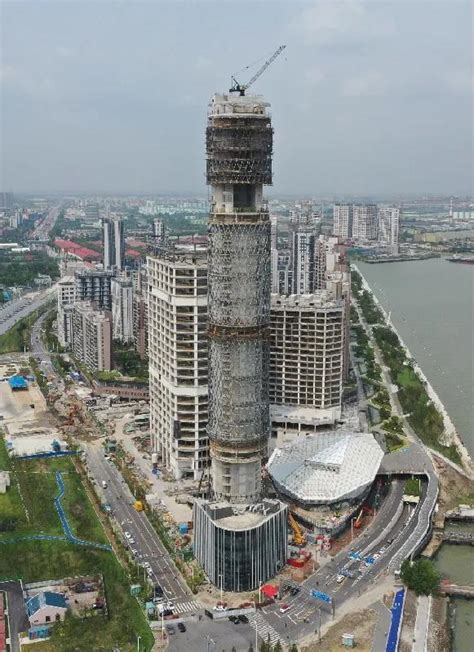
<box><xmin>229</xmin><ymin>45</ymin><xmax>286</xmax><ymax>96</ymax></box>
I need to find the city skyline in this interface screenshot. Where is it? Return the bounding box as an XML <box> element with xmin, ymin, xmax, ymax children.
<box><xmin>1</xmin><ymin>1</ymin><xmax>472</xmax><ymax>196</ymax></box>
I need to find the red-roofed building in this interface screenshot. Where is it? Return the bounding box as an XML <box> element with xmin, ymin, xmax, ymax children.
<box><xmin>54</xmin><ymin>239</ymin><xmax>102</xmax><ymax>262</ymax></box>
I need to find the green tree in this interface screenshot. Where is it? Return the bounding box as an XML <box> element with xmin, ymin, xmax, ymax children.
<box><xmin>288</xmin><ymin>644</ymin><xmax>299</xmax><ymax>652</ymax></box>
<box><xmin>273</xmin><ymin>642</ymin><xmax>283</xmax><ymax>652</ymax></box>
<box><xmin>400</xmin><ymin>558</ymin><xmax>440</xmax><ymax>595</ymax></box>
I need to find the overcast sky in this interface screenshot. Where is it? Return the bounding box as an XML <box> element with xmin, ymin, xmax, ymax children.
<box><xmin>1</xmin><ymin>0</ymin><xmax>472</xmax><ymax>196</ymax></box>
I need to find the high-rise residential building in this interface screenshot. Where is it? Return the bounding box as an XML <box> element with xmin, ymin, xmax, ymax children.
<box><xmin>72</xmin><ymin>302</ymin><xmax>112</xmax><ymax>372</ymax></box>
<box><xmin>57</xmin><ymin>276</ymin><xmax>75</xmax><ymax>348</ymax></box>
<box><xmin>269</xmin><ymin>292</ymin><xmax>345</xmax><ymax>445</ymax></box>
<box><xmin>289</xmin><ymin>212</ymin><xmax>319</xmax><ymax>294</ymax></box>
<box><xmin>111</xmin><ymin>277</ymin><xmax>134</xmax><ymax>343</ymax></box>
<box><xmin>0</xmin><ymin>193</ymin><xmax>14</xmax><ymax>210</ymax></box>
<box><xmin>148</xmin><ymin>249</ymin><xmax>208</xmax><ymax>480</ymax></box>
<box><xmin>132</xmin><ymin>268</ymin><xmax>148</xmax><ymax>360</ymax></box>
<box><xmin>75</xmin><ymin>270</ymin><xmax>114</xmax><ymax>310</ymax></box>
<box><xmin>103</xmin><ymin>213</ymin><xmax>125</xmax><ymax>270</ymax></box>
<box><xmin>333</xmin><ymin>204</ymin><xmax>353</xmax><ymax>239</ymax></box>
<box><xmin>193</xmin><ymin>92</ymin><xmax>287</xmax><ymax>593</ymax></box>
<box><xmin>378</xmin><ymin>206</ymin><xmax>400</xmax><ymax>251</ymax></box>
<box><xmin>352</xmin><ymin>204</ymin><xmax>378</xmax><ymax>241</ymax></box>
<box><xmin>152</xmin><ymin>218</ymin><xmax>166</xmax><ymax>244</ymax></box>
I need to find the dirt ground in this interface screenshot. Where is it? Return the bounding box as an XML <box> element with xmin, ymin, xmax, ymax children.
<box><xmin>301</xmin><ymin>608</ymin><xmax>377</xmax><ymax>652</ymax></box>
<box><xmin>432</xmin><ymin>456</ymin><xmax>474</xmax><ymax>513</ymax></box>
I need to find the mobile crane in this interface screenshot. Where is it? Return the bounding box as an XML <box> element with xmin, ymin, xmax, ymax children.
<box><xmin>288</xmin><ymin>512</ymin><xmax>307</xmax><ymax>546</ymax></box>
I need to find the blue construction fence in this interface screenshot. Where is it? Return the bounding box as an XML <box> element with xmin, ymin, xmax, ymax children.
<box><xmin>15</xmin><ymin>450</ymin><xmax>77</xmax><ymax>461</ymax></box>
<box><xmin>0</xmin><ymin>472</ymin><xmax>111</xmax><ymax>552</ymax></box>
<box><xmin>385</xmin><ymin>588</ymin><xmax>406</xmax><ymax>652</ymax></box>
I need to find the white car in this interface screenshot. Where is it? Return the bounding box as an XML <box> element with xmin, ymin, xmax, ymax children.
<box><xmin>146</xmin><ymin>568</ymin><xmax>153</xmax><ymax>577</ymax></box>
<box><xmin>336</xmin><ymin>574</ymin><xmax>345</xmax><ymax>584</ymax></box>
<box><xmin>131</xmin><ymin>549</ymin><xmax>138</xmax><ymax>557</ymax></box>
<box><xmin>129</xmin><ymin>537</ymin><xmax>136</xmax><ymax>545</ymax></box>
<box><xmin>125</xmin><ymin>531</ymin><xmax>132</xmax><ymax>539</ymax></box>
<box><xmin>143</xmin><ymin>562</ymin><xmax>151</xmax><ymax>570</ymax></box>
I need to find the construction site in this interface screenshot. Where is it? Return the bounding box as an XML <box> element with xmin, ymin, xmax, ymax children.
<box><xmin>193</xmin><ymin>87</ymin><xmax>288</xmax><ymax>593</ymax></box>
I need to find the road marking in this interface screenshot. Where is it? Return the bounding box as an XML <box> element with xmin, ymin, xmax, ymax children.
<box><xmin>247</xmin><ymin>612</ymin><xmax>282</xmax><ymax>646</ymax></box>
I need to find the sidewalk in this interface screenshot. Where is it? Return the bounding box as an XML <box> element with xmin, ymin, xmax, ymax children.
<box><xmin>412</xmin><ymin>595</ymin><xmax>431</xmax><ymax>652</ymax></box>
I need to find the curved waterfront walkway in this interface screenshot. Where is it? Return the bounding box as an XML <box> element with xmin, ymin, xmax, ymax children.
<box><xmin>0</xmin><ymin>471</ymin><xmax>111</xmax><ymax>551</ymax></box>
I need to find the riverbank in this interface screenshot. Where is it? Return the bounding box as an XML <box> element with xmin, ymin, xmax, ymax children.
<box><xmin>352</xmin><ymin>264</ymin><xmax>473</xmax><ymax>477</ymax></box>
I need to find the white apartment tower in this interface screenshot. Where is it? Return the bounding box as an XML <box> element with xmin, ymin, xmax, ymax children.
<box><xmin>333</xmin><ymin>204</ymin><xmax>353</xmax><ymax>239</ymax></box>
<box><xmin>103</xmin><ymin>214</ymin><xmax>125</xmax><ymax>270</ymax></box>
<box><xmin>148</xmin><ymin>250</ymin><xmax>208</xmax><ymax>480</ymax></box>
<box><xmin>111</xmin><ymin>277</ymin><xmax>134</xmax><ymax>343</ymax></box>
<box><xmin>378</xmin><ymin>206</ymin><xmax>400</xmax><ymax>251</ymax></box>
<box><xmin>57</xmin><ymin>276</ymin><xmax>75</xmax><ymax>348</ymax></box>
<box><xmin>352</xmin><ymin>204</ymin><xmax>378</xmax><ymax>241</ymax></box>
<box><xmin>72</xmin><ymin>302</ymin><xmax>112</xmax><ymax>372</ymax></box>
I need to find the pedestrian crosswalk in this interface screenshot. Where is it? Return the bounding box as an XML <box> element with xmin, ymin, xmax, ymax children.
<box><xmin>174</xmin><ymin>600</ymin><xmax>202</xmax><ymax>614</ymax></box>
<box><xmin>247</xmin><ymin>612</ymin><xmax>282</xmax><ymax>646</ymax></box>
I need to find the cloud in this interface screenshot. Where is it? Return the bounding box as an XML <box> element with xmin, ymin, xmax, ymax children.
<box><xmin>341</xmin><ymin>71</ymin><xmax>387</xmax><ymax>96</ymax></box>
<box><xmin>292</xmin><ymin>0</ymin><xmax>394</xmax><ymax>46</ymax></box>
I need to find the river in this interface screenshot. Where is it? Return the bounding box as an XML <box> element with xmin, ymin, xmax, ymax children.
<box><xmin>356</xmin><ymin>258</ymin><xmax>473</xmax><ymax>651</ymax></box>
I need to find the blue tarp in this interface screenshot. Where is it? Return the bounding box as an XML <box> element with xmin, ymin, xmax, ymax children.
<box><xmin>9</xmin><ymin>375</ymin><xmax>28</xmax><ymax>390</ymax></box>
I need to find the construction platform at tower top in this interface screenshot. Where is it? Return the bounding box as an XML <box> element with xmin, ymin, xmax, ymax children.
<box><xmin>193</xmin><ymin>93</ymin><xmax>287</xmax><ymax>592</ymax></box>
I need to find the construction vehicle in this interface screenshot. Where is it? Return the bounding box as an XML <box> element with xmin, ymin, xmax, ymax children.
<box><xmin>288</xmin><ymin>513</ymin><xmax>306</xmax><ymax>546</ymax></box>
<box><xmin>133</xmin><ymin>500</ymin><xmax>144</xmax><ymax>512</ymax></box>
<box><xmin>229</xmin><ymin>45</ymin><xmax>286</xmax><ymax>96</ymax></box>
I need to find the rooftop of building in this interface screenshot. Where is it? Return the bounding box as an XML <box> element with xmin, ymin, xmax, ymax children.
<box><xmin>209</xmin><ymin>93</ymin><xmax>270</xmax><ymax>117</ymax></box>
<box><xmin>267</xmin><ymin>431</ymin><xmax>383</xmax><ymax>506</ymax></box>
<box><xmin>197</xmin><ymin>498</ymin><xmax>285</xmax><ymax>531</ymax></box>
<box><xmin>26</xmin><ymin>591</ymin><xmax>67</xmax><ymax>617</ymax></box>
<box><xmin>271</xmin><ymin>292</ymin><xmax>344</xmax><ymax>309</ymax></box>
<box><xmin>147</xmin><ymin>246</ymin><xmax>207</xmax><ymax>268</ymax></box>
<box><xmin>270</xmin><ymin>404</ymin><xmax>340</xmax><ymax>426</ymax></box>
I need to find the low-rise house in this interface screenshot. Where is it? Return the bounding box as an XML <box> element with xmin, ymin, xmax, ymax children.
<box><xmin>26</xmin><ymin>591</ymin><xmax>68</xmax><ymax>626</ymax></box>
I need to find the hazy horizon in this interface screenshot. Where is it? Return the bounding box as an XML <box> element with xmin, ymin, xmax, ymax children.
<box><xmin>1</xmin><ymin>1</ymin><xmax>472</xmax><ymax>196</ymax></box>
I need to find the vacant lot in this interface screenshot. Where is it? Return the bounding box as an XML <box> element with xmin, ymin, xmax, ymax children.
<box><xmin>0</xmin><ymin>437</ymin><xmax>154</xmax><ymax>651</ymax></box>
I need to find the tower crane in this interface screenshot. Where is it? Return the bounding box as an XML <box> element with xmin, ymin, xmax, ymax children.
<box><xmin>229</xmin><ymin>45</ymin><xmax>286</xmax><ymax>96</ymax></box>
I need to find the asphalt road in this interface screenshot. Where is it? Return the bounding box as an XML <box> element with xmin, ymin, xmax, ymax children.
<box><xmin>0</xmin><ymin>581</ymin><xmax>29</xmax><ymax>652</ymax></box>
<box><xmin>84</xmin><ymin>443</ymin><xmax>196</xmax><ymax>610</ymax></box>
<box><xmin>0</xmin><ymin>287</ymin><xmax>56</xmax><ymax>337</ymax></box>
<box><xmin>29</xmin><ymin>205</ymin><xmax>61</xmax><ymax>241</ymax></box>
<box><xmin>167</xmin><ymin>478</ymin><xmax>419</xmax><ymax>651</ymax></box>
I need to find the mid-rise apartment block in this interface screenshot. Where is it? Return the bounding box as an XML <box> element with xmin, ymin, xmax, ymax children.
<box><xmin>72</xmin><ymin>302</ymin><xmax>112</xmax><ymax>372</ymax></box>
<box><xmin>57</xmin><ymin>276</ymin><xmax>75</xmax><ymax>348</ymax></box>
<box><xmin>269</xmin><ymin>292</ymin><xmax>345</xmax><ymax>444</ymax></box>
<box><xmin>75</xmin><ymin>270</ymin><xmax>114</xmax><ymax>310</ymax></box>
<box><xmin>148</xmin><ymin>250</ymin><xmax>208</xmax><ymax>480</ymax></box>
<box><xmin>111</xmin><ymin>277</ymin><xmax>134</xmax><ymax>343</ymax></box>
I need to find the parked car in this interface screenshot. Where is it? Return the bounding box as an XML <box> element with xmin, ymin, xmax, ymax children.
<box><xmin>166</xmin><ymin>625</ymin><xmax>175</xmax><ymax>635</ymax></box>
<box><xmin>336</xmin><ymin>574</ymin><xmax>345</xmax><ymax>584</ymax></box>
<box><xmin>177</xmin><ymin>623</ymin><xmax>186</xmax><ymax>633</ymax></box>
<box><xmin>280</xmin><ymin>604</ymin><xmax>291</xmax><ymax>614</ymax></box>
<box><xmin>238</xmin><ymin>615</ymin><xmax>249</xmax><ymax>623</ymax></box>
<box><xmin>290</xmin><ymin>587</ymin><xmax>300</xmax><ymax>596</ymax></box>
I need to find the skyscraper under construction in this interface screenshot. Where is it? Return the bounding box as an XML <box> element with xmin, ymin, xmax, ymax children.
<box><xmin>194</xmin><ymin>92</ymin><xmax>287</xmax><ymax>592</ymax></box>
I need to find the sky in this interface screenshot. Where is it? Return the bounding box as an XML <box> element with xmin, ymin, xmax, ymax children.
<box><xmin>0</xmin><ymin>0</ymin><xmax>472</xmax><ymax>196</ymax></box>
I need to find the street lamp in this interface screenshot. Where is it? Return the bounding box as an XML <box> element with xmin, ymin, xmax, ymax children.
<box><xmin>136</xmin><ymin>634</ymin><xmax>141</xmax><ymax>652</ymax></box>
<box><xmin>218</xmin><ymin>573</ymin><xmax>223</xmax><ymax>605</ymax></box>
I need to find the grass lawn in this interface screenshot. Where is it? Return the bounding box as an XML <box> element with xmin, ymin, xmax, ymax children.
<box><xmin>0</xmin><ymin>438</ymin><xmax>154</xmax><ymax>651</ymax></box>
